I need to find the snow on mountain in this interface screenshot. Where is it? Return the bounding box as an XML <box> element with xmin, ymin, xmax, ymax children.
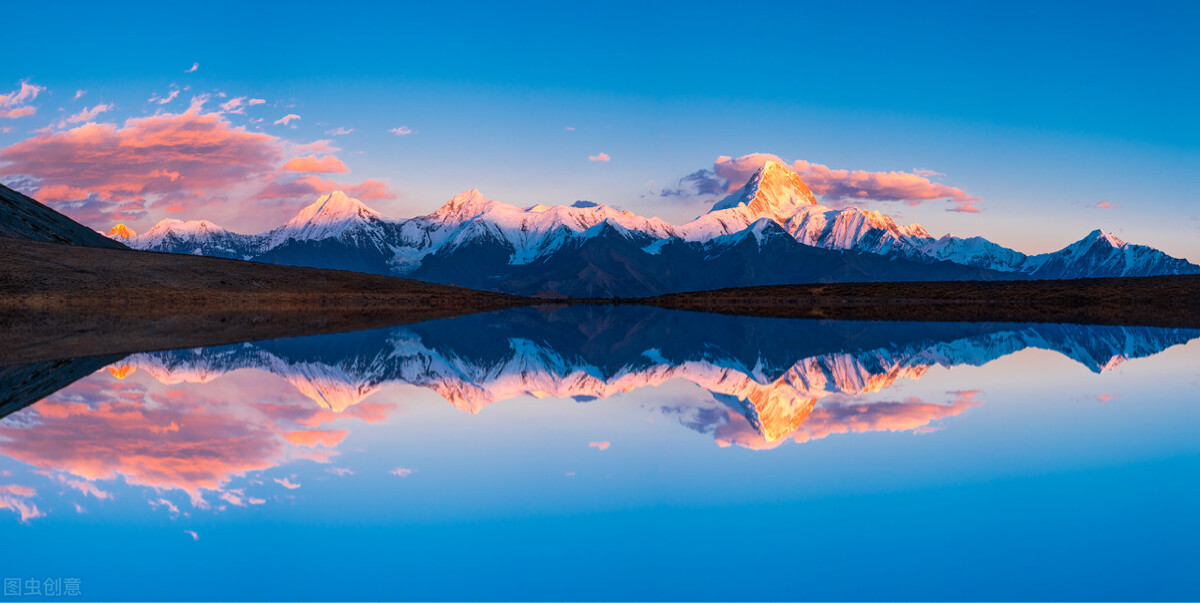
<box><xmin>676</xmin><ymin>161</ymin><xmax>935</xmax><ymax>258</ymax></box>
<box><xmin>117</xmin><ymin>312</ymin><xmax>1200</xmax><ymax>447</ymax></box>
<box><xmin>1021</xmin><ymin>229</ymin><xmax>1200</xmax><ymax>278</ymax></box>
<box><xmin>101</xmin><ymin>163</ymin><xmax>1200</xmax><ymax>290</ymax></box>
<box><xmin>920</xmin><ymin>235</ymin><xmax>1030</xmax><ymax>272</ymax></box>
<box><xmin>125</xmin><ymin>218</ymin><xmax>264</xmax><ymax>259</ymax></box>
<box><xmin>264</xmin><ymin>190</ymin><xmax>390</xmax><ymax>247</ymax></box>
<box><xmin>709</xmin><ymin>160</ymin><xmax>818</xmax><ymax>218</ymax></box>
<box><xmin>107</xmin><ymin>224</ymin><xmax>137</xmax><ymax>238</ymax></box>
<box><xmin>392</xmin><ymin>189</ymin><xmax>677</xmax><ymax>269</ymax></box>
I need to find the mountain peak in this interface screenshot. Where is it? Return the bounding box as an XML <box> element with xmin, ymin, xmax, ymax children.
<box><xmin>107</xmin><ymin>224</ymin><xmax>137</xmax><ymax>238</ymax></box>
<box><xmin>143</xmin><ymin>218</ymin><xmax>228</xmax><ymax>237</ymax></box>
<box><xmin>278</xmin><ymin>191</ymin><xmax>381</xmax><ymax>231</ymax></box>
<box><xmin>288</xmin><ymin>191</ymin><xmax>380</xmax><ymax>226</ymax></box>
<box><xmin>431</xmin><ymin>189</ymin><xmax>499</xmax><ymax>221</ymax></box>
<box><xmin>1085</xmin><ymin>229</ymin><xmax>1126</xmax><ymax>248</ymax></box>
<box><xmin>709</xmin><ymin>160</ymin><xmax>818</xmax><ymax>220</ymax></box>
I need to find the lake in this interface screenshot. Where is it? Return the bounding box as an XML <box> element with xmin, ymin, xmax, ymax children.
<box><xmin>1</xmin><ymin>306</ymin><xmax>1197</xmax><ymax>601</ymax></box>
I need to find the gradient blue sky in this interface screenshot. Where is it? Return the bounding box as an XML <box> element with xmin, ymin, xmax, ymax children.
<box><xmin>2</xmin><ymin>0</ymin><xmax>1197</xmax><ymax>258</ymax></box>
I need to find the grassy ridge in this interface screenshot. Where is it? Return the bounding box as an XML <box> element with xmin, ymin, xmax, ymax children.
<box><xmin>0</xmin><ymin>237</ymin><xmax>530</xmax><ymax>364</ymax></box>
<box><xmin>632</xmin><ymin>277</ymin><xmax>1200</xmax><ymax>327</ymax></box>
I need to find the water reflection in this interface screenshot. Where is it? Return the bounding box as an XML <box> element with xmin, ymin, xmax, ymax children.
<box><xmin>2</xmin><ymin>305</ymin><xmax>1197</xmax><ymax>522</ymax></box>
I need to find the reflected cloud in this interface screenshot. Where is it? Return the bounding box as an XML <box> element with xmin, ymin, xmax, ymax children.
<box><xmin>0</xmin><ymin>484</ymin><xmax>43</xmax><ymax>522</ymax></box>
<box><xmin>1</xmin><ymin>306</ymin><xmax>1197</xmax><ymax>522</ymax></box>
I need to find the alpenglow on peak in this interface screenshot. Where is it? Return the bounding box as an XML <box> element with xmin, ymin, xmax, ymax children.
<box><xmin>709</xmin><ymin>160</ymin><xmax>818</xmax><ymax>221</ymax></box>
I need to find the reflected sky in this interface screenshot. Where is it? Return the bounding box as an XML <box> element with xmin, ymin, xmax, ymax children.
<box><xmin>1</xmin><ymin>307</ymin><xmax>1198</xmax><ymax>601</ymax></box>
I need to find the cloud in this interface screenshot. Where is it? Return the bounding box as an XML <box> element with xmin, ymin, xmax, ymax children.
<box><xmin>665</xmin><ymin>153</ymin><xmax>982</xmax><ymax>213</ymax></box>
<box><xmin>59</xmin><ymin>104</ymin><xmax>112</xmax><ymax>127</ymax></box>
<box><xmin>151</xmin><ymin>498</ymin><xmax>180</xmax><ymax>515</ymax></box>
<box><xmin>0</xmin><ymin>81</ymin><xmax>45</xmax><ymax>119</ymax></box>
<box><xmin>1092</xmin><ymin>200</ymin><xmax>1120</xmax><ymax>210</ymax></box>
<box><xmin>588</xmin><ymin>152</ymin><xmax>610</xmax><ymax>162</ymax></box>
<box><xmin>273</xmin><ymin>114</ymin><xmax>301</xmax><ymax>126</ymax></box>
<box><xmin>912</xmin><ymin>168</ymin><xmax>944</xmax><ymax>177</ymax></box>
<box><xmin>564</xmin><ymin>126</ymin><xmax>575</xmax><ymax>131</ymax></box>
<box><xmin>281</xmin><ymin>155</ymin><xmax>349</xmax><ymax>174</ymax></box>
<box><xmin>282</xmin><ymin>429</ymin><xmax>349</xmax><ymax>447</ymax></box>
<box><xmin>273</xmin><ymin>477</ymin><xmax>301</xmax><ymax>490</ymax></box>
<box><xmin>185</xmin><ymin>62</ymin><xmax>199</xmax><ymax>73</ymax></box>
<box><xmin>0</xmin><ymin>104</ymin><xmax>283</xmax><ymax>225</ymax></box>
<box><xmin>149</xmin><ymin>89</ymin><xmax>180</xmax><ymax>105</ymax></box>
<box><xmin>326</xmin><ymin>467</ymin><xmax>354</xmax><ymax>477</ymax></box>
<box><xmin>219</xmin><ymin>96</ymin><xmax>247</xmax><ymax>114</ymax></box>
<box><xmin>587</xmin><ymin>441</ymin><xmax>611</xmax><ymax>451</ymax></box>
<box><xmin>0</xmin><ymin>484</ymin><xmax>43</xmax><ymax>522</ymax></box>
<box><xmin>248</xmin><ymin>98</ymin><xmax>266</xmax><ymax>106</ymax></box>
<box><xmin>184</xmin><ymin>529</ymin><xmax>199</xmax><ymax>541</ymax></box>
<box><xmin>0</xmin><ymin>390</ymin><xmax>288</xmax><ymax>508</ymax></box>
<box><xmin>252</xmin><ymin>174</ymin><xmax>394</xmax><ymax>202</ymax></box>
<box><xmin>660</xmin><ymin>169</ymin><xmax>726</xmax><ymax>200</ymax></box>
<box><xmin>74</xmin><ymin>90</ymin><xmax>87</xmax><ymax>101</ymax></box>
<box><xmin>325</xmin><ymin>127</ymin><xmax>354</xmax><ymax>136</ymax></box>
<box><xmin>388</xmin><ymin>126</ymin><xmax>413</xmax><ymax>136</ymax></box>
<box><xmin>389</xmin><ymin>467</ymin><xmax>414</xmax><ymax>477</ymax></box>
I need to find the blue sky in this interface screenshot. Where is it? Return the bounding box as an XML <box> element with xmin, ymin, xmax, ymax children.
<box><xmin>1</xmin><ymin>0</ymin><xmax>1197</xmax><ymax>258</ymax></box>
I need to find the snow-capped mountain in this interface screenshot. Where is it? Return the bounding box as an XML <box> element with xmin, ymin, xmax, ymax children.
<box><xmin>107</xmin><ymin>161</ymin><xmax>1200</xmax><ymax>296</ymax></box>
<box><xmin>95</xmin><ymin>306</ymin><xmax>1200</xmax><ymax>447</ymax></box>
<box><xmin>119</xmin><ymin>218</ymin><xmax>266</xmax><ymax>259</ymax></box>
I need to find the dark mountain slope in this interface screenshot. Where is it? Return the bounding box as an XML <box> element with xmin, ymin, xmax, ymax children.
<box><xmin>0</xmin><ymin>182</ymin><xmax>126</xmax><ymax>249</ymax></box>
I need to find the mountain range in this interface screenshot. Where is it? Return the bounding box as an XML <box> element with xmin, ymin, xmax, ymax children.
<box><xmin>105</xmin><ymin>161</ymin><xmax>1200</xmax><ymax>296</ymax></box>
<box><xmin>71</xmin><ymin>306</ymin><xmax>1200</xmax><ymax>447</ymax></box>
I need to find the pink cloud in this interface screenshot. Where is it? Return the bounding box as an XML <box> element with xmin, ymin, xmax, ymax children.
<box><xmin>150</xmin><ymin>89</ymin><xmax>180</xmax><ymax>105</ymax></box>
<box><xmin>73</xmin><ymin>90</ymin><xmax>87</xmax><ymax>101</ymax></box>
<box><xmin>0</xmin><ymin>106</ymin><xmax>35</xmax><ymax>119</ymax></box>
<box><xmin>248</xmin><ymin>98</ymin><xmax>266</xmax><ymax>106</ymax></box>
<box><xmin>60</xmin><ymin>103</ymin><xmax>112</xmax><ymax>127</ymax></box>
<box><xmin>0</xmin><ymin>484</ymin><xmax>44</xmax><ymax>522</ymax></box>
<box><xmin>0</xmin><ymin>105</ymin><xmax>283</xmax><ymax>224</ymax></box>
<box><xmin>273</xmin><ymin>477</ymin><xmax>301</xmax><ymax>490</ymax></box>
<box><xmin>389</xmin><ymin>467</ymin><xmax>414</xmax><ymax>477</ymax></box>
<box><xmin>274</xmin><ymin>114</ymin><xmax>301</xmax><ymax>126</ymax></box>
<box><xmin>325</xmin><ymin>127</ymin><xmax>354</xmax><ymax>136</ymax></box>
<box><xmin>151</xmin><ymin>498</ymin><xmax>180</xmax><ymax>515</ymax></box>
<box><xmin>185</xmin><ymin>62</ymin><xmax>199</xmax><ymax>73</ymax></box>
<box><xmin>0</xmin><ymin>81</ymin><xmax>45</xmax><ymax>119</ymax></box>
<box><xmin>709</xmin><ymin>153</ymin><xmax>982</xmax><ymax>213</ymax></box>
<box><xmin>219</xmin><ymin>96</ymin><xmax>247</xmax><ymax>114</ymax></box>
<box><xmin>1093</xmin><ymin>201</ymin><xmax>1120</xmax><ymax>210</ymax></box>
<box><xmin>293</xmin><ymin>139</ymin><xmax>339</xmax><ymax>154</ymax></box>
<box><xmin>587</xmin><ymin>441</ymin><xmax>611</xmax><ymax>451</ymax></box>
<box><xmin>184</xmin><ymin>529</ymin><xmax>199</xmax><ymax>541</ymax></box>
<box><xmin>252</xmin><ymin>174</ymin><xmax>395</xmax><ymax>202</ymax></box>
<box><xmin>388</xmin><ymin>126</ymin><xmax>413</xmax><ymax>136</ymax></box>
<box><xmin>282</xmin><ymin>155</ymin><xmax>349</xmax><ymax>174</ymax></box>
<box><xmin>282</xmin><ymin>429</ymin><xmax>349</xmax><ymax>448</ymax></box>
<box><xmin>588</xmin><ymin>152</ymin><xmax>610</xmax><ymax>162</ymax></box>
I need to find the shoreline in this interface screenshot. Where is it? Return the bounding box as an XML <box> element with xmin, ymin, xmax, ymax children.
<box><xmin>4</xmin><ymin>237</ymin><xmax>1199</xmax><ymax>365</ymax></box>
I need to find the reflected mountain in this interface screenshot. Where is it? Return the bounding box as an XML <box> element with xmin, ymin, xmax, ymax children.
<box><xmin>8</xmin><ymin>306</ymin><xmax>1199</xmax><ymax>438</ymax></box>
<box><xmin>2</xmin><ymin>306</ymin><xmax>1198</xmax><ymax>519</ymax></box>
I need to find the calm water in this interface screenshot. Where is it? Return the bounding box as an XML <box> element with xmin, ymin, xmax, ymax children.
<box><xmin>1</xmin><ymin>306</ymin><xmax>1198</xmax><ymax>601</ymax></box>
